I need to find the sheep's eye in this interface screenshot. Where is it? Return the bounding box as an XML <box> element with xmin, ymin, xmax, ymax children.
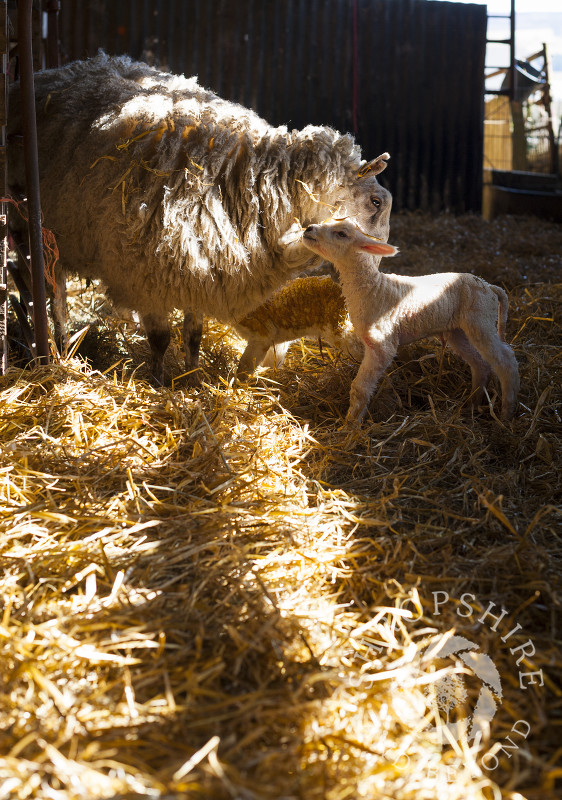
<box><xmin>371</xmin><ymin>196</ymin><xmax>381</xmax><ymax>209</ymax></box>
<box><xmin>336</xmin><ymin>231</ymin><xmax>349</xmax><ymax>239</ymax></box>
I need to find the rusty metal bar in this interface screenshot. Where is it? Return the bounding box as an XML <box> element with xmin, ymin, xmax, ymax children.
<box><xmin>0</xmin><ymin>213</ymin><xmax>6</xmax><ymax>374</ymax></box>
<box><xmin>1</xmin><ymin>1</ymin><xmax>8</xmax><ymax>373</ymax></box>
<box><xmin>17</xmin><ymin>0</ymin><xmax>49</xmax><ymax>365</ymax></box>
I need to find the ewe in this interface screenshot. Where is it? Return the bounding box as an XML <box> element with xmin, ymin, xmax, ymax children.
<box><xmin>301</xmin><ymin>219</ymin><xmax>519</xmax><ymax>423</ymax></box>
<box><xmin>8</xmin><ymin>52</ymin><xmax>392</xmax><ymax>383</ymax></box>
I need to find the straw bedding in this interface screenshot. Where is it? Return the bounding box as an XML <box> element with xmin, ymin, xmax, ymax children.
<box><xmin>1</xmin><ymin>212</ymin><xmax>560</xmax><ymax>800</ymax></box>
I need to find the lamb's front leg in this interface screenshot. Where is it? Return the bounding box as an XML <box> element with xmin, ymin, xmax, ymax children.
<box><xmin>346</xmin><ymin>339</ymin><xmax>396</xmax><ymax>424</ymax></box>
<box><xmin>237</xmin><ymin>338</ymin><xmax>271</xmax><ymax>380</ymax></box>
<box><xmin>261</xmin><ymin>341</ymin><xmax>292</xmax><ymax>369</ymax></box>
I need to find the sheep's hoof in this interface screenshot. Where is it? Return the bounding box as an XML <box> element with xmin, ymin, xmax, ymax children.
<box><xmin>501</xmin><ymin>405</ymin><xmax>517</xmax><ymax>422</ymax></box>
<box><xmin>149</xmin><ymin>369</ymin><xmax>165</xmax><ymax>387</ymax></box>
<box><xmin>183</xmin><ymin>369</ymin><xmax>201</xmax><ymax>388</ymax></box>
<box><xmin>469</xmin><ymin>401</ymin><xmax>487</xmax><ymax>417</ymax></box>
<box><xmin>470</xmin><ymin>390</ymin><xmax>486</xmax><ymax>410</ymax></box>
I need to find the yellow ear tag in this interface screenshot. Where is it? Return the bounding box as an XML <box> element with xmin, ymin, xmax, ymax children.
<box><xmin>357</xmin><ymin>163</ymin><xmax>373</xmax><ymax>178</ymax></box>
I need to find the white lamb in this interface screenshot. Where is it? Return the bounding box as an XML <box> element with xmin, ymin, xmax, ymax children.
<box><xmin>233</xmin><ymin>275</ymin><xmax>362</xmax><ymax>378</ymax></box>
<box><xmin>301</xmin><ymin>219</ymin><xmax>520</xmax><ymax>423</ymax></box>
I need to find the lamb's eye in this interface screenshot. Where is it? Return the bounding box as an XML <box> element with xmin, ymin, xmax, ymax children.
<box><xmin>336</xmin><ymin>231</ymin><xmax>349</xmax><ymax>239</ymax></box>
<box><xmin>371</xmin><ymin>196</ymin><xmax>381</xmax><ymax>209</ymax></box>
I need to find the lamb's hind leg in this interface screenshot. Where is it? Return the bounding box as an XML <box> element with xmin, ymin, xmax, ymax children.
<box><xmin>140</xmin><ymin>312</ymin><xmax>171</xmax><ymax>385</ymax></box>
<box><xmin>463</xmin><ymin>326</ymin><xmax>519</xmax><ymax>421</ymax></box>
<box><xmin>446</xmin><ymin>329</ymin><xmax>492</xmax><ymax>408</ymax></box>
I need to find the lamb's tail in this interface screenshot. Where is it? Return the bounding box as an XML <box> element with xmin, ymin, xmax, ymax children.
<box><xmin>492</xmin><ymin>286</ymin><xmax>509</xmax><ymax>341</ymax></box>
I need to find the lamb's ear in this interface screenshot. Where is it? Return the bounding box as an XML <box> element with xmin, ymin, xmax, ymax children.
<box><xmin>359</xmin><ymin>242</ymin><xmax>398</xmax><ymax>257</ymax></box>
<box><xmin>357</xmin><ymin>152</ymin><xmax>390</xmax><ymax>178</ymax></box>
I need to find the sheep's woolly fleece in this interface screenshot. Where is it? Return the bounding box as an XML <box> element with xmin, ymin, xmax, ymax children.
<box><xmin>7</xmin><ymin>52</ymin><xmax>390</xmax><ymax>326</ymax></box>
<box><xmin>1</xmin><ymin>211</ymin><xmax>561</xmax><ymax>800</ymax></box>
<box><xmin>236</xmin><ymin>275</ymin><xmax>349</xmax><ymax>339</ymax></box>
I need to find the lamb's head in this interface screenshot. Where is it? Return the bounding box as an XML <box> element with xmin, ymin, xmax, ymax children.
<box><xmin>302</xmin><ymin>218</ymin><xmax>399</xmax><ymax>263</ymax></box>
<box><xmin>340</xmin><ymin>152</ymin><xmax>393</xmax><ymax>242</ymax></box>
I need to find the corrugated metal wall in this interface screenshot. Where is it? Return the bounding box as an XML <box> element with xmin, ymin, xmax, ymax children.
<box><xmin>57</xmin><ymin>0</ymin><xmax>487</xmax><ymax>213</ymax></box>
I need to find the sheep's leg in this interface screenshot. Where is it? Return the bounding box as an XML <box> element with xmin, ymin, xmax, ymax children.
<box><xmin>183</xmin><ymin>309</ymin><xmax>203</xmax><ymax>383</ymax></box>
<box><xmin>463</xmin><ymin>326</ymin><xmax>519</xmax><ymax>420</ymax></box>
<box><xmin>237</xmin><ymin>339</ymin><xmax>271</xmax><ymax>380</ymax></box>
<box><xmin>446</xmin><ymin>329</ymin><xmax>492</xmax><ymax>407</ymax></box>
<box><xmin>346</xmin><ymin>341</ymin><xmax>395</xmax><ymax>424</ymax></box>
<box><xmin>140</xmin><ymin>312</ymin><xmax>170</xmax><ymax>385</ymax></box>
<box><xmin>261</xmin><ymin>341</ymin><xmax>292</xmax><ymax>369</ymax></box>
<box><xmin>50</xmin><ymin>263</ymin><xmax>68</xmax><ymax>354</ymax></box>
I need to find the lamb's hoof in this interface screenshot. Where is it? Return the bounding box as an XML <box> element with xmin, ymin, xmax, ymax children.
<box><xmin>344</xmin><ymin>410</ymin><xmax>364</xmax><ymax>427</ymax></box>
<box><xmin>345</xmin><ymin>395</ymin><xmax>368</xmax><ymax>425</ymax></box>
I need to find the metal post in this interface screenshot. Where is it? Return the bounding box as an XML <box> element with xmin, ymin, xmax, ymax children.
<box><xmin>45</xmin><ymin>0</ymin><xmax>61</xmax><ymax>69</ymax></box>
<box><xmin>17</xmin><ymin>0</ymin><xmax>49</xmax><ymax>364</ymax></box>
<box><xmin>541</xmin><ymin>43</ymin><xmax>559</xmax><ymax>176</ymax></box>
<box><xmin>508</xmin><ymin>0</ymin><xmax>527</xmax><ymax>169</ymax></box>
<box><xmin>509</xmin><ymin>0</ymin><xmax>516</xmax><ymax>102</ymax></box>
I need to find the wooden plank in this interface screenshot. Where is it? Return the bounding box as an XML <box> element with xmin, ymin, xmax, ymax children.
<box><xmin>484</xmin><ymin>97</ymin><xmax>513</xmax><ymax>171</ymax></box>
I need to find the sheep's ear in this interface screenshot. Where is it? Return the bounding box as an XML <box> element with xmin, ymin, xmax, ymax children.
<box><xmin>359</xmin><ymin>242</ymin><xmax>398</xmax><ymax>256</ymax></box>
<box><xmin>357</xmin><ymin>152</ymin><xmax>390</xmax><ymax>178</ymax></box>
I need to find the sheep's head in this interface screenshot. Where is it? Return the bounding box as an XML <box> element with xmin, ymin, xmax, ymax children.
<box><xmin>302</xmin><ymin>218</ymin><xmax>399</xmax><ymax>262</ymax></box>
<box><xmin>339</xmin><ymin>152</ymin><xmax>393</xmax><ymax>242</ymax></box>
